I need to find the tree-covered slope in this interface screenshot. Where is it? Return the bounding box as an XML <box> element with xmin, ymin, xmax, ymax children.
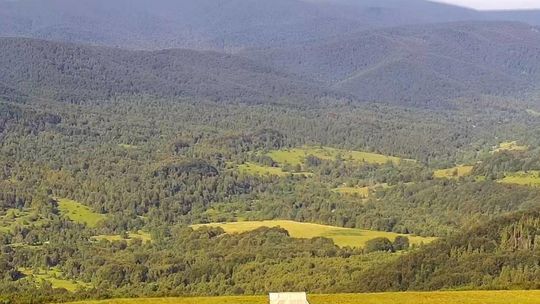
<box><xmin>0</xmin><ymin>38</ymin><xmax>335</xmax><ymax>104</ymax></box>
<box><xmin>357</xmin><ymin>210</ymin><xmax>540</xmax><ymax>291</ymax></box>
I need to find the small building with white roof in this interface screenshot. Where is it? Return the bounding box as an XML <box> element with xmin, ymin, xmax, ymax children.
<box><xmin>269</xmin><ymin>292</ymin><xmax>310</xmax><ymax>304</ymax></box>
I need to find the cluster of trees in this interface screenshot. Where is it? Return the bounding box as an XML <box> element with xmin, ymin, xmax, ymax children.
<box><xmin>0</xmin><ymin>225</ymin><xmax>393</xmax><ymax>303</ymax></box>
<box><xmin>1</xmin><ymin>210</ymin><xmax>538</xmax><ymax>303</ymax></box>
<box><xmin>1</xmin><ymin>95</ymin><xmax>539</xmax><ymax>237</ymax></box>
<box><xmin>357</xmin><ymin>210</ymin><xmax>540</xmax><ymax>291</ymax></box>
<box><xmin>473</xmin><ymin>150</ymin><xmax>540</xmax><ymax>179</ymax></box>
<box><xmin>364</xmin><ymin>236</ymin><xmax>410</xmax><ymax>253</ymax></box>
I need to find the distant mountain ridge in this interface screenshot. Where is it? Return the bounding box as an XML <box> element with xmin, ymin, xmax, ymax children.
<box><xmin>243</xmin><ymin>21</ymin><xmax>540</xmax><ymax>106</ymax></box>
<box><xmin>2</xmin><ymin>1</ymin><xmax>540</xmax><ymax>108</ymax></box>
<box><xmin>0</xmin><ymin>0</ymin><xmax>539</xmax><ymax>51</ymax></box>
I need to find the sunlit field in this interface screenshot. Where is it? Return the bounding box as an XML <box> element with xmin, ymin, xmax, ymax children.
<box><xmin>65</xmin><ymin>290</ymin><xmax>540</xmax><ymax>304</ymax></box>
<box><xmin>192</xmin><ymin>220</ymin><xmax>435</xmax><ymax>248</ymax></box>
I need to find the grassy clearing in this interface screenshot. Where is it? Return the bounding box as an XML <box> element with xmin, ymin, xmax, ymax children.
<box><xmin>238</xmin><ymin>162</ymin><xmax>312</xmax><ymax>177</ymax></box>
<box><xmin>499</xmin><ymin>171</ymin><xmax>540</xmax><ymax>187</ymax></box>
<box><xmin>267</xmin><ymin>146</ymin><xmax>410</xmax><ymax>166</ymax></box>
<box><xmin>433</xmin><ymin>165</ymin><xmax>474</xmax><ymax>179</ymax></box>
<box><xmin>332</xmin><ymin>184</ymin><xmax>389</xmax><ymax>198</ymax></box>
<box><xmin>492</xmin><ymin>141</ymin><xmax>527</xmax><ymax>153</ymax></box>
<box><xmin>192</xmin><ymin>220</ymin><xmax>435</xmax><ymax>248</ymax></box>
<box><xmin>57</xmin><ymin>198</ymin><xmax>106</xmax><ymax>228</ymax></box>
<box><xmin>238</xmin><ymin>162</ymin><xmax>289</xmax><ymax>177</ymax></box>
<box><xmin>92</xmin><ymin>231</ymin><xmax>152</xmax><ymax>243</ymax></box>
<box><xmin>19</xmin><ymin>267</ymin><xmax>90</xmax><ymax>291</ymax></box>
<box><xmin>64</xmin><ymin>290</ymin><xmax>540</xmax><ymax>304</ymax></box>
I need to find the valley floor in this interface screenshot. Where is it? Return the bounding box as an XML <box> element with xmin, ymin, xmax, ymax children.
<box><xmin>65</xmin><ymin>291</ymin><xmax>540</xmax><ymax>304</ymax></box>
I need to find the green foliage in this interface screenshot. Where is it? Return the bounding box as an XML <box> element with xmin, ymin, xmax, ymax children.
<box><xmin>393</xmin><ymin>236</ymin><xmax>410</xmax><ymax>251</ymax></box>
<box><xmin>1</xmin><ymin>56</ymin><xmax>540</xmax><ymax>303</ymax></box>
<box><xmin>363</xmin><ymin>237</ymin><xmax>394</xmax><ymax>253</ymax></box>
<box><xmin>357</xmin><ymin>210</ymin><xmax>540</xmax><ymax>291</ymax></box>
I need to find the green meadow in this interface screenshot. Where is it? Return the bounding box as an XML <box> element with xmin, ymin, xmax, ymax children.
<box><xmin>92</xmin><ymin>231</ymin><xmax>152</xmax><ymax>243</ymax></box>
<box><xmin>57</xmin><ymin>198</ymin><xmax>106</xmax><ymax>228</ymax></box>
<box><xmin>499</xmin><ymin>171</ymin><xmax>540</xmax><ymax>187</ymax></box>
<box><xmin>433</xmin><ymin>165</ymin><xmax>474</xmax><ymax>179</ymax></box>
<box><xmin>64</xmin><ymin>290</ymin><xmax>540</xmax><ymax>304</ymax></box>
<box><xmin>332</xmin><ymin>183</ymin><xmax>390</xmax><ymax>198</ymax></box>
<box><xmin>192</xmin><ymin>220</ymin><xmax>435</xmax><ymax>248</ymax></box>
<box><xmin>19</xmin><ymin>267</ymin><xmax>90</xmax><ymax>292</ymax></box>
<box><xmin>267</xmin><ymin>146</ymin><xmax>408</xmax><ymax>166</ymax></box>
<box><xmin>492</xmin><ymin>141</ymin><xmax>527</xmax><ymax>153</ymax></box>
<box><xmin>238</xmin><ymin>162</ymin><xmax>313</xmax><ymax>177</ymax></box>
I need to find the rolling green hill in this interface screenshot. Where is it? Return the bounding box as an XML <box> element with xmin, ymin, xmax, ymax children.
<box><xmin>0</xmin><ymin>38</ymin><xmax>336</xmax><ymax>105</ymax></box>
<box><xmin>357</xmin><ymin>210</ymin><xmax>540</xmax><ymax>291</ymax></box>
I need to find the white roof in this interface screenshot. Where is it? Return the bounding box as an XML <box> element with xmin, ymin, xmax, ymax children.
<box><xmin>269</xmin><ymin>292</ymin><xmax>309</xmax><ymax>304</ymax></box>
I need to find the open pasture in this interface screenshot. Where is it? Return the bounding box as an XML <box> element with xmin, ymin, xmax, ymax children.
<box><xmin>238</xmin><ymin>162</ymin><xmax>312</xmax><ymax>177</ymax></box>
<box><xmin>499</xmin><ymin>171</ymin><xmax>540</xmax><ymax>187</ymax></box>
<box><xmin>57</xmin><ymin>198</ymin><xmax>106</xmax><ymax>228</ymax></box>
<box><xmin>64</xmin><ymin>290</ymin><xmax>540</xmax><ymax>304</ymax></box>
<box><xmin>20</xmin><ymin>267</ymin><xmax>90</xmax><ymax>292</ymax></box>
<box><xmin>192</xmin><ymin>220</ymin><xmax>435</xmax><ymax>248</ymax></box>
<box><xmin>433</xmin><ymin>165</ymin><xmax>473</xmax><ymax>179</ymax></box>
<box><xmin>92</xmin><ymin>231</ymin><xmax>152</xmax><ymax>243</ymax></box>
<box><xmin>332</xmin><ymin>183</ymin><xmax>390</xmax><ymax>198</ymax></box>
<box><xmin>267</xmin><ymin>146</ymin><xmax>408</xmax><ymax>166</ymax></box>
<box><xmin>332</xmin><ymin>186</ymin><xmax>371</xmax><ymax>197</ymax></box>
<box><xmin>492</xmin><ymin>141</ymin><xmax>528</xmax><ymax>153</ymax></box>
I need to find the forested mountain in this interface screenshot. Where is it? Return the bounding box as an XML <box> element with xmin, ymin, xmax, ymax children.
<box><xmin>0</xmin><ymin>38</ymin><xmax>337</xmax><ymax>104</ymax></box>
<box><xmin>358</xmin><ymin>210</ymin><xmax>540</xmax><ymax>291</ymax></box>
<box><xmin>244</xmin><ymin>21</ymin><xmax>540</xmax><ymax>107</ymax></box>
<box><xmin>0</xmin><ymin>0</ymin><xmax>539</xmax><ymax>51</ymax></box>
<box><xmin>3</xmin><ymin>21</ymin><xmax>540</xmax><ymax>109</ymax></box>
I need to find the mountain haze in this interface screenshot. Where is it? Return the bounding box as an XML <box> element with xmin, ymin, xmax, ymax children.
<box><xmin>1</xmin><ymin>0</ymin><xmax>539</xmax><ymax>51</ymax></box>
<box><xmin>244</xmin><ymin>21</ymin><xmax>540</xmax><ymax>106</ymax></box>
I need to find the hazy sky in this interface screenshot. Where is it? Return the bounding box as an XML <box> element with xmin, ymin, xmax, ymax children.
<box><xmin>434</xmin><ymin>0</ymin><xmax>540</xmax><ymax>10</ymax></box>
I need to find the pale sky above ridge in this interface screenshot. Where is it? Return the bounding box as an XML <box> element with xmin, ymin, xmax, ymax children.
<box><xmin>433</xmin><ymin>0</ymin><xmax>540</xmax><ymax>10</ymax></box>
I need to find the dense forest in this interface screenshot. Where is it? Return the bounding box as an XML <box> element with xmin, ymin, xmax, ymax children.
<box><xmin>1</xmin><ymin>88</ymin><xmax>539</xmax><ymax>302</ymax></box>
